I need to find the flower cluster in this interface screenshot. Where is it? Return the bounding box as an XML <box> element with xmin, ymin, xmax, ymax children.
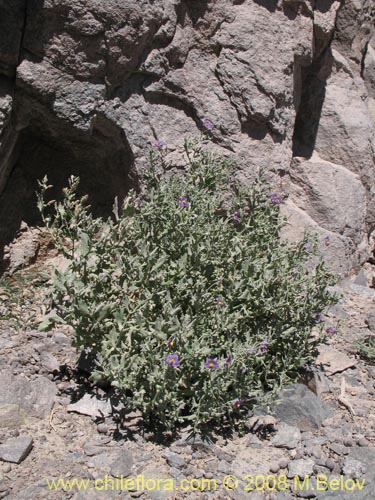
<box><xmin>153</xmin><ymin>139</ymin><xmax>165</xmax><ymax>150</ymax></box>
<box><xmin>270</xmin><ymin>192</ymin><xmax>283</xmax><ymax>205</ymax></box>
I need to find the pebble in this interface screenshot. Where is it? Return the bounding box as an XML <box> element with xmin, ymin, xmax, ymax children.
<box><xmin>165</xmin><ymin>452</ymin><xmax>187</xmax><ymax>469</ymax></box>
<box><xmin>325</xmin><ymin>458</ymin><xmax>335</xmax><ymax>471</ymax></box>
<box><xmin>269</xmin><ymin>462</ymin><xmax>280</xmax><ymax>473</ymax></box>
<box><xmin>343</xmin><ymin>437</ymin><xmax>354</xmax><ymax>447</ymax></box>
<box><xmin>97</xmin><ymin>423</ymin><xmax>109</xmax><ymax>434</ymax></box>
<box><xmin>358</xmin><ymin>437</ymin><xmax>369</xmax><ymax>447</ymax></box>
<box><xmin>279</xmin><ymin>458</ymin><xmax>289</xmax><ymax>469</ymax></box>
<box><xmin>1</xmin><ymin>465</ymin><xmax>11</xmax><ymax>474</ymax></box>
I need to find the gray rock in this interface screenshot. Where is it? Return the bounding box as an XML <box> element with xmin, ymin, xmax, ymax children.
<box><xmin>67</xmin><ymin>394</ymin><xmax>112</xmax><ymax>418</ymax></box>
<box><xmin>3</xmin><ymin>228</ymin><xmax>40</xmax><ymax>274</ymax></box>
<box><xmin>164</xmin><ymin>452</ymin><xmax>186</xmax><ymax>469</ymax></box>
<box><xmin>347</xmin><ymin>283</ymin><xmax>375</xmax><ymax>299</ymax></box>
<box><xmin>0</xmin><ymin>404</ymin><xmax>25</xmax><ymax>429</ymax></box>
<box><xmin>274</xmin><ymin>384</ymin><xmax>333</xmax><ymax>431</ymax></box>
<box><xmin>272</xmin><ymin>423</ymin><xmax>301</xmax><ymax>449</ymax></box>
<box><xmin>51</xmin><ymin>331</ymin><xmax>71</xmax><ymax>346</ymax></box>
<box><xmin>110</xmin><ymin>450</ymin><xmax>134</xmax><ymax>478</ymax></box>
<box><xmin>342</xmin><ymin>457</ymin><xmax>367</xmax><ymax>479</ymax></box>
<box><xmin>354</xmin><ymin>270</ymin><xmax>368</xmax><ymax>287</ymax></box>
<box><xmin>288</xmin><ymin>458</ymin><xmax>315</xmax><ymax>479</ymax></box>
<box><xmin>316</xmin><ymin>346</ymin><xmax>356</xmax><ymax>375</ymax></box>
<box><xmin>292</xmin><ymin>475</ymin><xmax>318</xmax><ymax>498</ymax></box>
<box><xmin>0</xmin><ymin>436</ymin><xmax>33</xmax><ymax>463</ymax></box>
<box><xmin>328</xmin><ymin>443</ymin><xmax>349</xmax><ymax>456</ymax></box>
<box><xmin>0</xmin><ymin>371</ymin><xmax>56</xmax><ymax>418</ymax></box>
<box><xmin>39</xmin><ymin>351</ymin><xmax>60</xmax><ymax>373</ymax></box>
<box><xmin>0</xmin><ymin>0</ymin><xmax>374</xmax><ymax>274</ymax></box>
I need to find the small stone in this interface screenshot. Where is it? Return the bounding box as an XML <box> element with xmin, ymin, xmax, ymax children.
<box><xmin>246</xmin><ymin>434</ymin><xmax>262</xmax><ymax>448</ymax></box>
<box><xmin>97</xmin><ymin>423</ymin><xmax>109</xmax><ymax>434</ymax></box>
<box><xmin>272</xmin><ymin>423</ymin><xmax>301</xmax><ymax>449</ymax></box>
<box><xmin>354</xmin><ymin>269</ymin><xmax>367</xmax><ymax>287</ymax></box>
<box><xmin>325</xmin><ymin>458</ymin><xmax>335</xmax><ymax>471</ymax></box>
<box><xmin>110</xmin><ymin>451</ymin><xmax>134</xmax><ymax>478</ymax></box>
<box><xmin>1</xmin><ymin>465</ymin><xmax>11</xmax><ymax>474</ymax></box>
<box><xmin>342</xmin><ymin>457</ymin><xmax>367</xmax><ymax>479</ymax></box>
<box><xmin>358</xmin><ymin>437</ymin><xmax>369</xmax><ymax>447</ymax></box>
<box><xmin>0</xmin><ymin>436</ymin><xmax>33</xmax><ymax>463</ymax></box>
<box><xmin>316</xmin><ymin>346</ymin><xmax>356</xmax><ymax>375</ymax></box>
<box><xmin>274</xmin><ymin>384</ymin><xmax>332</xmax><ymax>431</ymax></box>
<box><xmin>217</xmin><ymin>460</ymin><xmax>230</xmax><ymax>474</ymax></box>
<box><xmin>288</xmin><ymin>458</ymin><xmax>315</xmax><ymax>479</ymax></box>
<box><xmin>355</xmin><ymin>408</ymin><xmax>366</xmax><ymax>417</ymax></box>
<box><xmin>67</xmin><ymin>394</ymin><xmax>112</xmax><ymax>418</ymax></box>
<box><xmin>328</xmin><ymin>443</ymin><xmax>349</xmax><ymax>455</ymax></box>
<box><xmin>270</xmin><ymin>462</ymin><xmax>280</xmax><ymax>473</ymax></box>
<box><xmin>279</xmin><ymin>458</ymin><xmax>289</xmax><ymax>469</ymax></box>
<box><xmin>0</xmin><ymin>404</ymin><xmax>25</xmax><ymax>429</ymax></box>
<box><xmin>165</xmin><ymin>452</ymin><xmax>186</xmax><ymax>469</ymax></box>
<box><xmin>52</xmin><ymin>332</ymin><xmax>71</xmax><ymax>345</ymax></box>
<box><xmin>40</xmin><ymin>351</ymin><xmax>60</xmax><ymax>372</ymax></box>
<box><xmin>343</xmin><ymin>437</ymin><xmax>354</xmax><ymax>447</ymax></box>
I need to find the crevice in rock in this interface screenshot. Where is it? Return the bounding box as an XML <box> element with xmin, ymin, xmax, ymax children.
<box><xmin>0</xmin><ymin>101</ymin><xmax>136</xmax><ymax>265</ymax></box>
<box><xmin>291</xmin><ymin>50</ymin><xmax>331</xmax><ymax>158</ymax></box>
<box><xmin>360</xmin><ymin>40</ymin><xmax>369</xmax><ymax>78</ymax></box>
<box><xmin>292</xmin><ymin>0</ymin><xmax>343</xmax><ymax>158</ymax></box>
<box><xmin>18</xmin><ymin>0</ymin><xmax>29</xmax><ymax>67</ymax></box>
<box><xmin>176</xmin><ymin>0</ymin><xmax>210</xmax><ymax>26</ymax></box>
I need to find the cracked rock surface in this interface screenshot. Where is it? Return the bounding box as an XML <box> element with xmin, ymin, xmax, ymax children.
<box><xmin>0</xmin><ymin>0</ymin><xmax>374</xmax><ymax>272</ymax></box>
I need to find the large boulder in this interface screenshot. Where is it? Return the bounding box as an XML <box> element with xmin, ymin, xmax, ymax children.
<box><xmin>0</xmin><ymin>0</ymin><xmax>374</xmax><ymax>273</ymax></box>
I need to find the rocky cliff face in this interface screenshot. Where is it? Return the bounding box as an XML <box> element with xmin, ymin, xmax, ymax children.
<box><xmin>0</xmin><ymin>0</ymin><xmax>374</xmax><ymax>272</ymax></box>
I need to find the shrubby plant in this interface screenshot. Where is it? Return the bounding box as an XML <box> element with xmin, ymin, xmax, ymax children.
<box><xmin>0</xmin><ymin>271</ymin><xmax>41</xmax><ymax>332</ymax></box>
<box><xmin>37</xmin><ymin>136</ymin><xmax>339</xmax><ymax>431</ymax></box>
<box><xmin>356</xmin><ymin>335</ymin><xmax>375</xmax><ymax>364</ymax></box>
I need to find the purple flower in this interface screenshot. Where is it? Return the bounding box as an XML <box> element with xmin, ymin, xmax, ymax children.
<box><xmin>178</xmin><ymin>196</ymin><xmax>190</xmax><ymax>208</ymax></box>
<box><xmin>205</xmin><ymin>358</ymin><xmax>219</xmax><ymax>369</ymax></box>
<box><xmin>233</xmin><ymin>211</ymin><xmax>241</xmax><ymax>223</ymax></box>
<box><xmin>258</xmin><ymin>339</ymin><xmax>269</xmax><ymax>355</ymax></box>
<box><xmin>215</xmin><ymin>296</ymin><xmax>224</xmax><ymax>307</ymax></box>
<box><xmin>223</xmin><ymin>356</ymin><xmax>232</xmax><ymax>368</ymax></box>
<box><xmin>135</xmin><ymin>198</ymin><xmax>142</xmax><ymax>209</ymax></box>
<box><xmin>153</xmin><ymin>139</ymin><xmax>165</xmax><ymax>150</ymax></box>
<box><xmin>325</xmin><ymin>326</ymin><xmax>335</xmax><ymax>336</ymax></box>
<box><xmin>201</xmin><ymin>118</ymin><xmax>213</xmax><ymax>131</ymax></box>
<box><xmin>314</xmin><ymin>312</ymin><xmax>324</xmax><ymax>323</ymax></box>
<box><xmin>323</xmin><ymin>236</ymin><xmax>331</xmax><ymax>247</ymax></box>
<box><xmin>303</xmin><ymin>242</ymin><xmax>312</xmax><ymax>250</ymax></box>
<box><xmin>232</xmin><ymin>398</ymin><xmax>244</xmax><ymax>410</ymax></box>
<box><xmin>270</xmin><ymin>193</ymin><xmax>283</xmax><ymax>205</ymax></box>
<box><xmin>248</xmin><ymin>346</ymin><xmax>255</xmax><ymax>355</ymax></box>
<box><xmin>166</xmin><ymin>338</ymin><xmax>175</xmax><ymax>349</ymax></box>
<box><xmin>166</xmin><ymin>353</ymin><xmax>180</xmax><ymax>368</ymax></box>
